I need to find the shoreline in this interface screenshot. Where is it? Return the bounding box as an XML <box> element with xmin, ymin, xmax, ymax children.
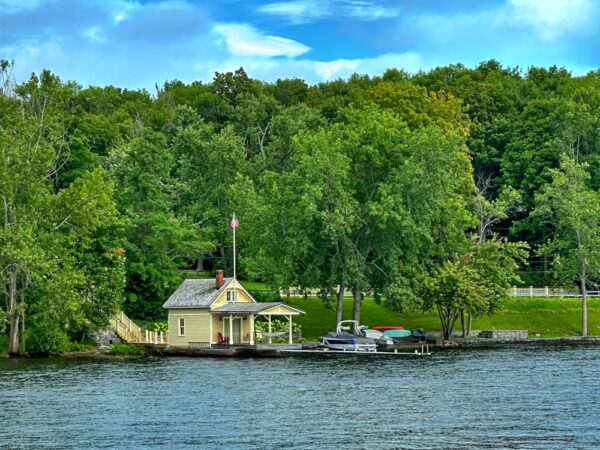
<box><xmin>3</xmin><ymin>335</ymin><xmax>600</xmax><ymax>359</ymax></box>
<box><xmin>448</xmin><ymin>335</ymin><xmax>600</xmax><ymax>348</ymax></box>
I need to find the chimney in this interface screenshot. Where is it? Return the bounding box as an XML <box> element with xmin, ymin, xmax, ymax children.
<box><xmin>216</xmin><ymin>270</ymin><xmax>224</xmax><ymax>290</ymax></box>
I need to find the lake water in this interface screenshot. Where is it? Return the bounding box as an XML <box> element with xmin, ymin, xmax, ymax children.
<box><xmin>1</xmin><ymin>344</ymin><xmax>599</xmax><ymax>449</ymax></box>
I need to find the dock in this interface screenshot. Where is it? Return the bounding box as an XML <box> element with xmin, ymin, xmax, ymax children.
<box><xmin>282</xmin><ymin>344</ymin><xmax>432</xmax><ymax>357</ymax></box>
<box><xmin>158</xmin><ymin>344</ymin><xmax>302</xmax><ymax>357</ymax></box>
<box><xmin>150</xmin><ymin>343</ymin><xmax>432</xmax><ymax>357</ymax></box>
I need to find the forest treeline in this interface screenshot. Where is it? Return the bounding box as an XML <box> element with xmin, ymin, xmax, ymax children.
<box><xmin>2</xmin><ymin>59</ymin><xmax>600</xmax><ymax>354</ymax></box>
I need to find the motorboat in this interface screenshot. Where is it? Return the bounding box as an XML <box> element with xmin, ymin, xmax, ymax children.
<box><xmin>372</xmin><ymin>325</ymin><xmax>405</xmax><ymax>331</ymax></box>
<box><xmin>320</xmin><ymin>320</ymin><xmax>377</xmax><ymax>352</ymax></box>
<box><xmin>360</xmin><ymin>327</ymin><xmax>394</xmax><ymax>348</ymax></box>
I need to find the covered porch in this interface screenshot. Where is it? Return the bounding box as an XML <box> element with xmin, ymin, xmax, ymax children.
<box><xmin>210</xmin><ymin>302</ymin><xmax>304</xmax><ymax>346</ymax></box>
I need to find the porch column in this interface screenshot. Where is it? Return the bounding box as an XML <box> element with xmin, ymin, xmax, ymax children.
<box><xmin>288</xmin><ymin>315</ymin><xmax>293</xmax><ymax>345</ymax></box>
<box><xmin>268</xmin><ymin>315</ymin><xmax>272</xmax><ymax>344</ymax></box>
<box><xmin>249</xmin><ymin>314</ymin><xmax>255</xmax><ymax>345</ymax></box>
<box><xmin>229</xmin><ymin>314</ymin><xmax>233</xmax><ymax>344</ymax></box>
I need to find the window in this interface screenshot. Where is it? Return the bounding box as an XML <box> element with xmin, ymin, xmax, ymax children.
<box><xmin>178</xmin><ymin>318</ymin><xmax>185</xmax><ymax>336</ymax></box>
<box><xmin>227</xmin><ymin>290</ymin><xmax>235</xmax><ymax>302</ymax></box>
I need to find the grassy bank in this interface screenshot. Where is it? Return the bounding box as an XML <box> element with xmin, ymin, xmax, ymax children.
<box><xmin>288</xmin><ymin>296</ymin><xmax>600</xmax><ymax>342</ymax></box>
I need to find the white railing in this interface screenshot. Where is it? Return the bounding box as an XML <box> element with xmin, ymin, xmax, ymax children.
<box><xmin>110</xmin><ymin>311</ymin><xmax>168</xmax><ymax>344</ymax></box>
<box><xmin>143</xmin><ymin>329</ymin><xmax>168</xmax><ymax>344</ymax></box>
<box><xmin>510</xmin><ymin>287</ymin><xmax>600</xmax><ymax>298</ymax></box>
<box><xmin>110</xmin><ymin>311</ymin><xmax>143</xmax><ymax>343</ymax></box>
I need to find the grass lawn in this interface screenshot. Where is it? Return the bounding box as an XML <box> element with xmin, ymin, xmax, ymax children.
<box><xmin>239</xmin><ymin>280</ymin><xmax>271</xmax><ymax>292</ymax></box>
<box><xmin>289</xmin><ymin>296</ymin><xmax>600</xmax><ymax>342</ymax></box>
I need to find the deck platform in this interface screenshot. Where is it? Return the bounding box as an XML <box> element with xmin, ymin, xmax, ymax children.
<box><xmin>160</xmin><ymin>344</ymin><xmax>302</xmax><ymax>357</ymax></box>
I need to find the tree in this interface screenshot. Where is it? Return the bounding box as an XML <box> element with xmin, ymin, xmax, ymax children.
<box><xmin>235</xmin><ymin>105</ymin><xmax>475</xmax><ymax>326</ymax></box>
<box><xmin>110</xmin><ymin>128</ymin><xmax>211</xmax><ymax>319</ymax></box>
<box><xmin>533</xmin><ymin>156</ymin><xmax>600</xmax><ymax>336</ymax></box>
<box><xmin>424</xmin><ymin>238</ymin><xmax>527</xmax><ymax>341</ymax></box>
<box><xmin>0</xmin><ymin>63</ymin><xmax>121</xmax><ymax>354</ymax></box>
<box><xmin>171</xmin><ymin>107</ymin><xmax>246</xmax><ymax>275</ymax></box>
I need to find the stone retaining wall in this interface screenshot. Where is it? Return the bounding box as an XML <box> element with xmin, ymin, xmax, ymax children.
<box><xmin>478</xmin><ymin>329</ymin><xmax>529</xmax><ymax>340</ymax></box>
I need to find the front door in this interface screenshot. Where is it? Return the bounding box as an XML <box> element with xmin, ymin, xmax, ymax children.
<box><xmin>224</xmin><ymin>317</ymin><xmax>243</xmax><ymax>344</ymax></box>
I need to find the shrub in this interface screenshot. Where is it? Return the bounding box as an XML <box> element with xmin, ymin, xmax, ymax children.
<box><xmin>108</xmin><ymin>343</ymin><xmax>146</xmax><ymax>355</ymax></box>
<box><xmin>254</xmin><ymin>318</ymin><xmax>301</xmax><ymax>333</ymax></box>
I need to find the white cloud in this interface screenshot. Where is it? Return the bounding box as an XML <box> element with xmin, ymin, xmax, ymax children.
<box><xmin>194</xmin><ymin>51</ymin><xmax>427</xmax><ymax>84</ymax></box>
<box><xmin>258</xmin><ymin>0</ymin><xmax>400</xmax><ymax>23</ymax></box>
<box><xmin>344</xmin><ymin>0</ymin><xmax>400</xmax><ymax>20</ymax></box>
<box><xmin>258</xmin><ymin>0</ymin><xmax>328</xmax><ymax>24</ymax></box>
<box><xmin>110</xmin><ymin>0</ymin><xmax>140</xmax><ymax>24</ymax></box>
<box><xmin>82</xmin><ymin>26</ymin><xmax>107</xmax><ymax>43</ymax></box>
<box><xmin>212</xmin><ymin>23</ymin><xmax>310</xmax><ymax>57</ymax></box>
<box><xmin>0</xmin><ymin>0</ymin><xmax>42</xmax><ymax>14</ymax></box>
<box><xmin>510</xmin><ymin>0</ymin><xmax>593</xmax><ymax>41</ymax></box>
<box><xmin>313</xmin><ymin>59</ymin><xmax>361</xmax><ymax>79</ymax></box>
<box><xmin>312</xmin><ymin>52</ymin><xmax>425</xmax><ymax>80</ymax></box>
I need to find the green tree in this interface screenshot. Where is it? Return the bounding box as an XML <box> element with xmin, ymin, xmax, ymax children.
<box><xmin>0</xmin><ymin>87</ymin><xmax>120</xmax><ymax>355</ymax></box>
<box><xmin>533</xmin><ymin>156</ymin><xmax>600</xmax><ymax>336</ymax></box>
<box><xmin>424</xmin><ymin>239</ymin><xmax>527</xmax><ymax>341</ymax></box>
<box><xmin>110</xmin><ymin>129</ymin><xmax>210</xmax><ymax>319</ymax></box>
<box><xmin>0</xmin><ymin>65</ymin><xmax>121</xmax><ymax>354</ymax></box>
<box><xmin>172</xmin><ymin>107</ymin><xmax>245</xmax><ymax>275</ymax></box>
<box><xmin>235</xmin><ymin>105</ymin><xmax>475</xmax><ymax>326</ymax></box>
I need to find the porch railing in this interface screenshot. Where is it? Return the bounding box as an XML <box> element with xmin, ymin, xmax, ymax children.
<box><xmin>110</xmin><ymin>311</ymin><xmax>142</xmax><ymax>343</ymax></box>
<box><xmin>110</xmin><ymin>311</ymin><xmax>168</xmax><ymax>344</ymax></box>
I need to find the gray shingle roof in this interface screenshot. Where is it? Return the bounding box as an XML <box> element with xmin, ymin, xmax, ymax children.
<box><xmin>162</xmin><ymin>278</ymin><xmax>234</xmax><ymax>309</ymax></box>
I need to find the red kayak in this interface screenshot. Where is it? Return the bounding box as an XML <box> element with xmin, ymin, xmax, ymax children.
<box><xmin>372</xmin><ymin>325</ymin><xmax>404</xmax><ymax>331</ymax></box>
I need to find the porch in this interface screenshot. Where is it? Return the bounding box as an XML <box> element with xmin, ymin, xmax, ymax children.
<box><xmin>210</xmin><ymin>302</ymin><xmax>305</xmax><ymax>346</ymax></box>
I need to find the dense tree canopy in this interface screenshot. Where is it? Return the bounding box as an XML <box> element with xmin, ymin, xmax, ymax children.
<box><xmin>3</xmin><ymin>59</ymin><xmax>600</xmax><ymax>352</ymax></box>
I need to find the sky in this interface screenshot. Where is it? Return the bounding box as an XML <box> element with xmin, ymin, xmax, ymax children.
<box><xmin>0</xmin><ymin>0</ymin><xmax>599</xmax><ymax>90</ymax></box>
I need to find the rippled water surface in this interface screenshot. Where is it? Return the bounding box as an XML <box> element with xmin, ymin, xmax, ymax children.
<box><xmin>1</xmin><ymin>344</ymin><xmax>599</xmax><ymax>449</ymax></box>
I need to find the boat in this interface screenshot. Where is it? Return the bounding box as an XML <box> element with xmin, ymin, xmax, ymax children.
<box><xmin>372</xmin><ymin>325</ymin><xmax>405</xmax><ymax>331</ymax></box>
<box><xmin>360</xmin><ymin>327</ymin><xmax>394</xmax><ymax>348</ymax></box>
<box><xmin>383</xmin><ymin>328</ymin><xmax>413</xmax><ymax>343</ymax></box>
<box><xmin>320</xmin><ymin>320</ymin><xmax>377</xmax><ymax>352</ymax></box>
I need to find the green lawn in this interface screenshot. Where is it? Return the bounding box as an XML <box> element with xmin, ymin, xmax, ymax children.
<box><xmin>289</xmin><ymin>296</ymin><xmax>600</xmax><ymax>342</ymax></box>
<box><xmin>3</xmin><ymin>295</ymin><xmax>598</xmax><ymax>352</ymax></box>
<box><xmin>240</xmin><ymin>280</ymin><xmax>271</xmax><ymax>291</ymax></box>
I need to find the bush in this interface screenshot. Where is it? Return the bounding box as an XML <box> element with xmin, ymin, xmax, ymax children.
<box><xmin>26</xmin><ymin>322</ymin><xmax>70</xmax><ymax>355</ymax></box>
<box><xmin>108</xmin><ymin>343</ymin><xmax>146</xmax><ymax>355</ymax></box>
<box><xmin>149</xmin><ymin>321</ymin><xmax>168</xmax><ymax>333</ymax></box>
<box><xmin>65</xmin><ymin>341</ymin><xmax>96</xmax><ymax>353</ymax></box>
<box><xmin>0</xmin><ymin>334</ymin><xmax>7</xmax><ymax>356</ymax></box>
<box><xmin>254</xmin><ymin>318</ymin><xmax>302</xmax><ymax>333</ymax></box>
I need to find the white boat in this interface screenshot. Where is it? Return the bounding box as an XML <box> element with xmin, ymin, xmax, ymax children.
<box><xmin>360</xmin><ymin>327</ymin><xmax>394</xmax><ymax>347</ymax></box>
<box><xmin>320</xmin><ymin>320</ymin><xmax>378</xmax><ymax>352</ymax></box>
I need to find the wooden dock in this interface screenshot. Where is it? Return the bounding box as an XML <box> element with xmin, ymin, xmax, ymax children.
<box><xmin>282</xmin><ymin>344</ymin><xmax>432</xmax><ymax>357</ymax></box>
<box><xmin>158</xmin><ymin>344</ymin><xmax>302</xmax><ymax>357</ymax></box>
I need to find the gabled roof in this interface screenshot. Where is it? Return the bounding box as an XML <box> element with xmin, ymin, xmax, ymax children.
<box><xmin>162</xmin><ymin>277</ymin><xmax>234</xmax><ymax>309</ymax></box>
<box><xmin>211</xmin><ymin>302</ymin><xmax>305</xmax><ymax>315</ymax></box>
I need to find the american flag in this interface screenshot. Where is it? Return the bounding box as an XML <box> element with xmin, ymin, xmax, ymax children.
<box><xmin>230</xmin><ymin>215</ymin><xmax>239</xmax><ymax>228</ymax></box>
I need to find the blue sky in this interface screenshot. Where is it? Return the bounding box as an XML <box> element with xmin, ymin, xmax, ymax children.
<box><xmin>0</xmin><ymin>0</ymin><xmax>598</xmax><ymax>89</ymax></box>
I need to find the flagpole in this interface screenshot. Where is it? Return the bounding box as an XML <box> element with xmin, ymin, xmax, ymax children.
<box><xmin>232</xmin><ymin>212</ymin><xmax>236</xmax><ymax>281</ymax></box>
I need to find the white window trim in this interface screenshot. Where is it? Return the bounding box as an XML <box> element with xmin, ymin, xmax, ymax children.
<box><xmin>227</xmin><ymin>289</ymin><xmax>236</xmax><ymax>303</ymax></box>
<box><xmin>178</xmin><ymin>318</ymin><xmax>185</xmax><ymax>336</ymax></box>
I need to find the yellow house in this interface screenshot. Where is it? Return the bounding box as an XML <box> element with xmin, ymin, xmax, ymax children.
<box><xmin>163</xmin><ymin>271</ymin><xmax>305</xmax><ymax>348</ymax></box>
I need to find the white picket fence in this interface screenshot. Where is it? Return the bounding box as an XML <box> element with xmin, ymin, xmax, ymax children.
<box><xmin>510</xmin><ymin>287</ymin><xmax>600</xmax><ymax>298</ymax></box>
